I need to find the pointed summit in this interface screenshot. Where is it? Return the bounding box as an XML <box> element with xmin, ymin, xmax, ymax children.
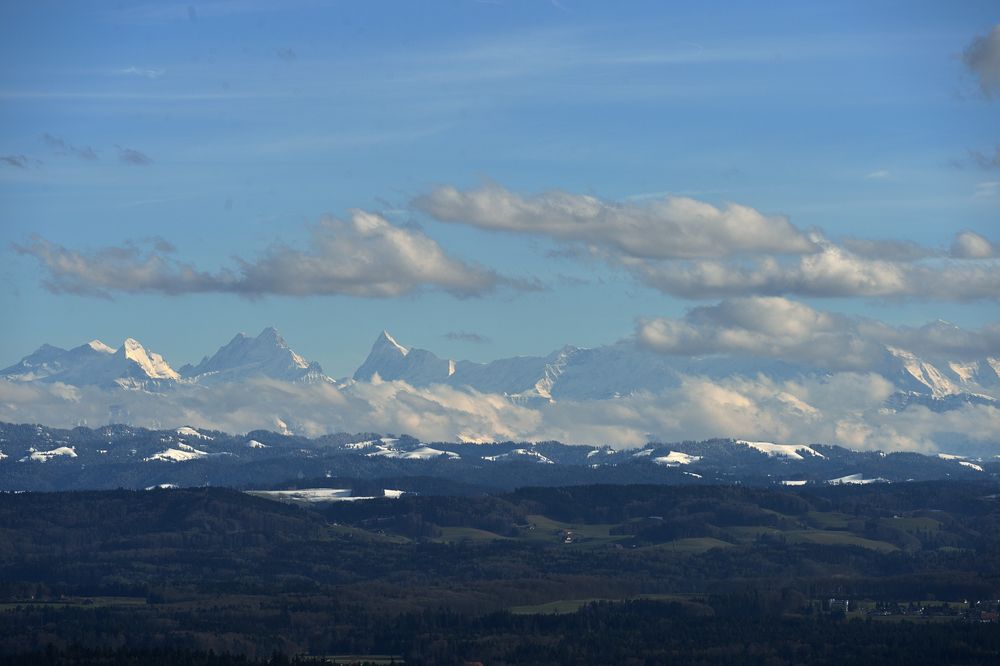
<box><xmin>180</xmin><ymin>328</ymin><xmax>325</xmax><ymax>383</ymax></box>
<box><xmin>87</xmin><ymin>340</ymin><xmax>115</xmax><ymax>354</ymax></box>
<box><xmin>115</xmin><ymin>338</ymin><xmax>179</xmax><ymax>380</ymax></box>
<box><xmin>376</xmin><ymin>330</ymin><xmax>409</xmax><ymax>356</ymax></box>
<box><xmin>353</xmin><ymin>330</ymin><xmax>453</xmax><ymax>383</ymax></box>
<box><xmin>256</xmin><ymin>326</ymin><xmax>286</xmax><ymax>346</ymax></box>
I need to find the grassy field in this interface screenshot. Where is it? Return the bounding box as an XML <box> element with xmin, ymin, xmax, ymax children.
<box><xmin>435</xmin><ymin>526</ymin><xmax>511</xmax><ymax>542</ymax></box>
<box><xmin>785</xmin><ymin>530</ymin><xmax>898</xmax><ymax>552</ymax></box>
<box><xmin>0</xmin><ymin>596</ymin><xmax>148</xmax><ymax>611</ymax></box>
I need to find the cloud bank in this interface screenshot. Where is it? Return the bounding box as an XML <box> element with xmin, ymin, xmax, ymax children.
<box><xmin>0</xmin><ymin>372</ymin><xmax>995</xmax><ymax>455</ymax></box>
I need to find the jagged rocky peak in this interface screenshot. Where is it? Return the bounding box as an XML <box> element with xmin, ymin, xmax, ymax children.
<box><xmin>376</xmin><ymin>330</ymin><xmax>409</xmax><ymax>356</ymax></box>
<box><xmin>181</xmin><ymin>326</ymin><xmax>323</xmax><ymax>383</ymax></box>
<box><xmin>354</xmin><ymin>331</ymin><xmax>455</xmax><ymax>383</ymax></box>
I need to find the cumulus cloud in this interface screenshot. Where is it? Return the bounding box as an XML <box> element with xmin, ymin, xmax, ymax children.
<box><xmin>963</xmin><ymin>24</ymin><xmax>1000</xmax><ymax>97</ymax></box>
<box><xmin>636</xmin><ymin>297</ymin><xmax>1000</xmax><ymax>368</ymax></box>
<box><xmin>415</xmin><ymin>183</ymin><xmax>818</xmax><ymax>259</ymax></box>
<box><xmin>950</xmin><ymin>231</ymin><xmax>996</xmax><ymax>259</ymax></box>
<box><xmin>15</xmin><ymin>211</ymin><xmax>513</xmax><ymax>299</ymax></box>
<box><xmin>627</xmin><ymin>240</ymin><xmax>1000</xmax><ymax>301</ymax></box>
<box><xmin>417</xmin><ymin>183</ymin><xmax>998</xmax><ymax>302</ymax></box>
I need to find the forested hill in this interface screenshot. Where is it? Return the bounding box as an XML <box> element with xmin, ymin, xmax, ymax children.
<box><xmin>2</xmin><ymin>482</ymin><xmax>1000</xmax><ymax>663</ymax></box>
<box><xmin>1</xmin><ymin>421</ymin><xmax>996</xmax><ymax>492</ymax></box>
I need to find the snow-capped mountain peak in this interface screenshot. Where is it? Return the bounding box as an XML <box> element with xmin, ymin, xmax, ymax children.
<box><xmin>180</xmin><ymin>327</ymin><xmax>325</xmax><ymax>383</ymax></box>
<box><xmin>378</xmin><ymin>330</ymin><xmax>409</xmax><ymax>356</ymax></box>
<box><xmin>87</xmin><ymin>340</ymin><xmax>116</xmax><ymax>354</ymax></box>
<box><xmin>118</xmin><ymin>338</ymin><xmax>179</xmax><ymax>380</ymax></box>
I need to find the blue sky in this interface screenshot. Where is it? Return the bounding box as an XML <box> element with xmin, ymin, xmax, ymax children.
<box><xmin>1</xmin><ymin>0</ymin><xmax>997</xmax><ymax>377</ymax></box>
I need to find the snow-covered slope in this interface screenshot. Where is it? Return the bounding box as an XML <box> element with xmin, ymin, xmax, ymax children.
<box><xmin>180</xmin><ymin>327</ymin><xmax>327</xmax><ymax>384</ymax></box>
<box><xmin>736</xmin><ymin>440</ymin><xmax>825</xmax><ymax>460</ymax></box>
<box><xmin>3</xmin><ymin>338</ymin><xmax>177</xmax><ymax>390</ymax></box>
<box><xmin>2</xmin><ymin>340</ymin><xmax>115</xmax><ymax>382</ymax></box>
<box><xmin>483</xmin><ymin>448</ymin><xmax>554</xmax><ymax>464</ymax></box>
<box><xmin>54</xmin><ymin>338</ymin><xmax>179</xmax><ymax>389</ymax></box>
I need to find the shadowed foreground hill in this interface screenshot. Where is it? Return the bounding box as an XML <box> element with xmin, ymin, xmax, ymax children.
<box><xmin>1</xmin><ymin>483</ymin><xmax>1000</xmax><ymax>663</ymax></box>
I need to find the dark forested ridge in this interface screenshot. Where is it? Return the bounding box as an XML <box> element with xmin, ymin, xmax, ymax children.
<box><xmin>2</xmin><ymin>482</ymin><xmax>1000</xmax><ymax>664</ymax></box>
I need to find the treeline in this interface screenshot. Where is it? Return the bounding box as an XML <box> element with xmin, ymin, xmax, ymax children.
<box><xmin>5</xmin><ymin>604</ymin><xmax>1000</xmax><ymax>665</ymax></box>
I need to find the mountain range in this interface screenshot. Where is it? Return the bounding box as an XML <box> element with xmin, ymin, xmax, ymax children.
<box><xmin>3</xmin><ymin>327</ymin><xmax>997</xmax><ymax>409</ymax></box>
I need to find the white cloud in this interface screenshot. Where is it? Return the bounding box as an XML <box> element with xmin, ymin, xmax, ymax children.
<box><xmin>636</xmin><ymin>297</ymin><xmax>1000</xmax><ymax>367</ymax></box>
<box><xmin>627</xmin><ymin>240</ymin><xmax>1000</xmax><ymax>301</ymax></box>
<box><xmin>15</xmin><ymin>211</ymin><xmax>513</xmax><ymax>299</ymax></box>
<box><xmin>418</xmin><ymin>183</ymin><xmax>999</xmax><ymax>302</ymax></box>
<box><xmin>415</xmin><ymin>183</ymin><xmax>817</xmax><ymax>259</ymax></box>
<box><xmin>950</xmin><ymin>230</ymin><xmax>996</xmax><ymax>259</ymax></box>
<box><xmin>115</xmin><ymin>66</ymin><xmax>165</xmax><ymax>79</ymax></box>
<box><xmin>1</xmin><ymin>371</ymin><xmax>996</xmax><ymax>454</ymax></box>
<box><xmin>974</xmin><ymin>181</ymin><xmax>1000</xmax><ymax>198</ymax></box>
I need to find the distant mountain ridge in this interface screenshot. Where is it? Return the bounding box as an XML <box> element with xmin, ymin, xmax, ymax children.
<box><xmin>2</xmin><ymin>327</ymin><xmax>997</xmax><ymax>411</ymax></box>
<box><xmin>0</xmin><ymin>420</ymin><xmax>995</xmax><ymax>492</ymax></box>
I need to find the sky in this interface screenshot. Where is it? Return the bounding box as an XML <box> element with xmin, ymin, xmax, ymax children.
<box><xmin>1</xmin><ymin>0</ymin><xmax>998</xmax><ymax>382</ymax></box>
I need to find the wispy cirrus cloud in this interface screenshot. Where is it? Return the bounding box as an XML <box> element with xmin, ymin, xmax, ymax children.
<box><xmin>1</xmin><ymin>154</ymin><xmax>31</xmax><ymax>169</ymax></box>
<box><xmin>15</xmin><ymin>211</ymin><xmax>524</xmax><ymax>299</ymax></box>
<box><xmin>444</xmin><ymin>331</ymin><xmax>491</xmax><ymax>344</ymax></box>
<box><xmin>968</xmin><ymin>145</ymin><xmax>1000</xmax><ymax>170</ymax></box>
<box><xmin>41</xmin><ymin>133</ymin><xmax>99</xmax><ymax>161</ymax></box>
<box><xmin>963</xmin><ymin>23</ymin><xmax>1000</xmax><ymax>98</ymax></box>
<box><xmin>115</xmin><ymin>66</ymin><xmax>166</xmax><ymax>79</ymax></box>
<box><xmin>117</xmin><ymin>146</ymin><xmax>153</xmax><ymax>166</ymax></box>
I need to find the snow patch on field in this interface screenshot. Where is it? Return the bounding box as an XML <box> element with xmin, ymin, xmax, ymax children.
<box><xmin>144</xmin><ymin>443</ymin><xmax>208</xmax><ymax>463</ymax></box>
<box><xmin>483</xmin><ymin>448</ymin><xmax>554</xmax><ymax>464</ymax></box>
<box><xmin>248</xmin><ymin>488</ymin><xmax>405</xmax><ymax>503</ymax></box>
<box><xmin>368</xmin><ymin>446</ymin><xmax>459</xmax><ymax>460</ymax></box>
<box><xmin>737</xmin><ymin>440</ymin><xmax>825</xmax><ymax>460</ymax></box>
<box><xmin>176</xmin><ymin>426</ymin><xmax>212</xmax><ymax>440</ymax></box>
<box><xmin>21</xmin><ymin>446</ymin><xmax>77</xmax><ymax>462</ymax></box>
<box><xmin>781</xmin><ymin>480</ymin><xmax>808</xmax><ymax>486</ymax></box>
<box><xmin>828</xmin><ymin>473</ymin><xmax>888</xmax><ymax>485</ymax></box>
<box><xmin>653</xmin><ymin>451</ymin><xmax>701</xmax><ymax>467</ymax></box>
